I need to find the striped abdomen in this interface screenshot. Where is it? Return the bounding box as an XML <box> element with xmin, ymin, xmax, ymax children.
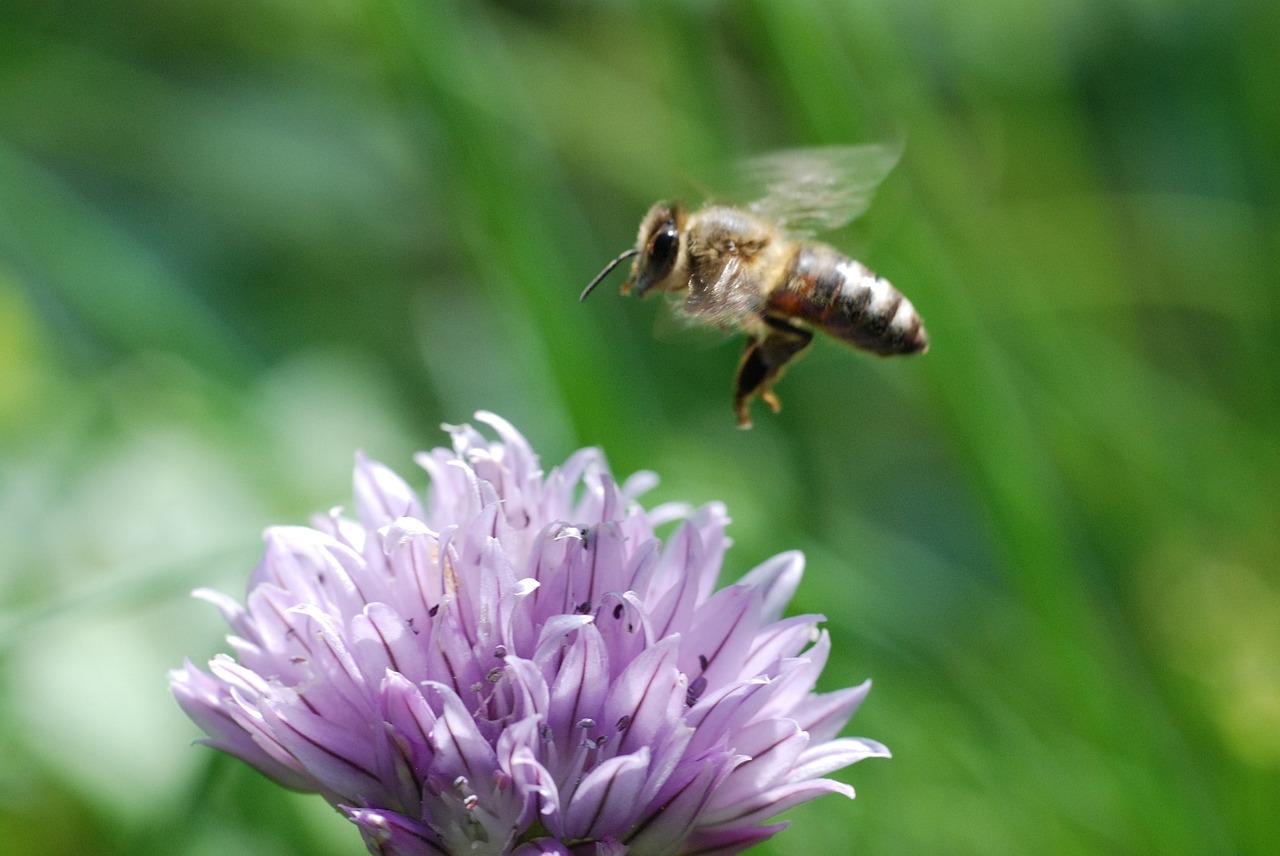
<box><xmin>767</xmin><ymin>243</ymin><xmax>928</xmax><ymax>356</ymax></box>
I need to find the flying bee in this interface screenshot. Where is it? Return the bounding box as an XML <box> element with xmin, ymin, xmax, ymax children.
<box><xmin>581</xmin><ymin>144</ymin><xmax>928</xmax><ymax>428</ymax></box>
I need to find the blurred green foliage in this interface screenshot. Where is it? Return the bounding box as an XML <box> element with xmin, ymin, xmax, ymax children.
<box><xmin>1</xmin><ymin>0</ymin><xmax>1277</xmax><ymax>853</ymax></box>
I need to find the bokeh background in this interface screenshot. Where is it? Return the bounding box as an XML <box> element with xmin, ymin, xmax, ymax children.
<box><xmin>2</xmin><ymin>0</ymin><xmax>1277</xmax><ymax>853</ymax></box>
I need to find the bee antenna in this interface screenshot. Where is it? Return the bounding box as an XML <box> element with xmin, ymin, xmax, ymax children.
<box><xmin>580</xmin><ymin>248</ymin><xmax>640</xmax><ymax>302</ymax></box>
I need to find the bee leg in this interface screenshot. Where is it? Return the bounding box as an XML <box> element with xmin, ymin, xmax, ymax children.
<box><xmin>732</xmin><ymin>318</ymin><xmax>813</xmax><ymax>428</ymax></box>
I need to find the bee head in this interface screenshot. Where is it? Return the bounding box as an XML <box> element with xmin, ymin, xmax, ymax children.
<box><xmin>628</xmin><ymin>201</ymin><xmax>686</xmax><ymax>299</ymax></box>
<box><xmin>579</xmin><ymin>201</ymin><xmax>686</xmax><ymax>303</ymax></box>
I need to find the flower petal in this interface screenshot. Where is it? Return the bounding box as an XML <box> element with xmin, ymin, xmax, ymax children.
<box><xmin>684</xmin><ymin>677</ymin><xmax>774</xmax><ymax>757</ymax></box>
<box><xmin>601</xmin><ymin>636</ymin><xmax>683</xmax><ymax>759</ymax></box>
<box><xmin>791</xmin><ymin>680</ymin><xmax>872</xmax><ymax>743</ymax></box>
<box><xmin>497</xmin><ymin>716</ymin><xmax>562</xmax><ymax>830</ymax></box>
<box><xmin>737</xmin><ymin>550</ymin><xmax>805</xmax><ymax>623</ymax></box>
<box><xmin>422</xmin><ymin>681</ymin><xmax>499</xmax><ymax>794</ymax></box>
<box><xmin>709</xmin><ymin>718</ymin><xmax>809</xmax><ymax>806</ymax></box>
<box><xmin>708</xmin><ymin>777</ymin><xmax>855</xmax><ymax>830</ymax></box>
<box><xmin>355</xmin><ymin>454</ymin><xmax>425</xmax><ymax>538</ymax></box>
<box><xmin>258</xmin><ymin>696</ymin><xmax>386</xmax><ymax>803</ymax></box>
<box><xmin>351</xmin><ymin>602</ymin><xmax>429</xmax><ymax>685</ymax></box>
<box><xmin>624</xmin><ymin>750</ymin><xmax>733</xmax><ymax>855</ymax></box>
<box><xmin>561</xmin><ymin>748</ymin><xmax>651</xmax><ymax>841</ymax></box>
<box><xmin>170</xmin><ymin>663</ymin><xmax>313</xmax><ymax>790</ymax></box>
<box><xmin>737</xmin><ymin>614</ymin><xmax>822</xmax><ymax>680</ymax></box>
<box><xmin>511</xmin><ymin>840</ymin><xmax>572</xmax><ymax>856</ymax></box>
<box><xmin>545</xmin><ymin>622</ymin><xmax>609</xmax><ymax>754</ymax></box>
<box><xmin>680</xmin><ymin>583</ymin><xmax>763</xmax><ymax>693</ymax></box>
<box><xmin>790</xmin><ymin>735</ymin><xmax>891</xmax><ymax>781</ymax></box>
<box><xmin>682</xmin><ymin>821</ymin><xmax>789</xmax><ymax>856</ymax></box>
<box><xmin>346</xmin><ymin>807</ymin><xmax>447</xmax><ymax>856</ymax></box>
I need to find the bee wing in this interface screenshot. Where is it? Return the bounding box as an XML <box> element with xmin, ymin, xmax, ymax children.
<box><xmin>681</xmin><ymin>254</ymin><xmax>764</xmax><ymax>330</ymax></box>
<box><xmin>644</xmin><ymin>258</ymin><xmax>749</xmax><ymax>348</ymax></box>
<box><xmin>738</xmin><ymin>143</ymin><xmax>903</xmax><ymax>236</ymax></box>
<box><xmin>650</xmin><ymin>293</ymin><xmax>739</xmax><ymax>349</ymax></box>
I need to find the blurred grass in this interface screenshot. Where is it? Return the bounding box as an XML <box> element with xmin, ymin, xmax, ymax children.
<box><xmin>1</xmin><ymin>0</ymin><xmax>1277</xmax><ymax>854</ymax></box>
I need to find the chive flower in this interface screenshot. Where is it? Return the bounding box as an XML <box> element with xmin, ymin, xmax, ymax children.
<box><xmin>171</xmin><ymin>412</ymin><xmax>887</xmax><ymax>855</ymax></box>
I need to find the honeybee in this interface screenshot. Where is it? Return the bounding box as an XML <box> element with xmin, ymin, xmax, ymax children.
<box><xmin>581</xmin><ymin>145</ymin><xmax>928</xmax><ymax>428</ymax></box>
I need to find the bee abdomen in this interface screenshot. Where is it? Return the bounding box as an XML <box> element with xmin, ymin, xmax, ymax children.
<box><xmin>769</xmin><ymin>244</ymin><xmax>928</xmax><ymax>356</ymax></box>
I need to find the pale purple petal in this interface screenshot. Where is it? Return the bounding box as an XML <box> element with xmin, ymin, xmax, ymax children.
<box><xmin>682</xmin><ymin>822</ymin><xmax>789</xmax><ymax>856</ymax></box>
<box><xmin>356</xmin><ymin>453</ymin><xmax>425</xmax><ymax>531</ymax></box>
<box><xmin>350</xmin><ymin>603</ymin><xmax>429</xmax><ymax>686</ymax></box>
<box><xmin>422</xmin><ymin>681</ymin><xmax>500</xmax><ymax>794</ymax></box>
<box><xmin>738</xmin><ymin>614</ymin><xmax>823</xmax><ymax>678</ymax></box>
<box><xmin>510</xmin><ymin>841</ymin><xmax>571</xmax><ymax>856</ymax></box>
<box><xmin>624</xmin><ymin>752</ymin><xmax>731</xmax><ymax>855</ymax></box>
<box><xmin>754</xmin><ymin>630</ymin><xmax>836</xmax><ymax>721</ymax></box>
<box><xmin>790</xmin><ymin>736</ymin><xmax>892</xmax><ymax>781</ymax></box>
<box><xmin>792</xmin><ymin>680</ymin><xmax>873</xmax><ymax>743</ymax></box>
<box><xmin>737</xmin><ymin>550</ymin><xmax>805</xmax><ymax>623</ymax></box>
<box><xmin>561</xmin><ymin>748</ymin><xmax>651</xmax><ymax>840</ymax></box>
<box><xmin>347</xmin><ymin>807</ymin><xmax>447</xmax><ymax>856</ymax></box>
<box><xmin>680</xmin><ymin>584</ymin><xmax>763</xmax><ymax>693</ymax></box>
<box><xmin>600</xmin><ymin>636</ymin><xmax>683</xmax><ymax>759</ymax></box>
<box><xmin>496</xmin><ymin>716</ymin><xmax>561</xmax><ymax>828</ymax></box>
<box><xmin>646</xmin><ymin>521</ymin><xmax>709</xmax><ymax>640</ymax></box>
<box><xmin>170</xmin><ymin>663</ymin><xmax>314</xmax><ymax>791</ymax></box>
<box><xmin>684</xmin><ymin>678</ymin><xmax>775</xmax><ymax>757</ymax></box>
<box><xmin>257</xmin><ymin>697</ymin><xmax>387</xmax><ymax>803</ymax></box>
<box><xmin>707</xmin><ymin>777</ymin><xmax>856</xmax><ymax>830</ymax></box>
<box><xmin>544</xmin><ymin>622</ymin><xmax>609</xmax><ymax>755</ymax></box>
<box><xmin>708</xmin><ymin>718</ymin><xmax>809</xmax><ymax>805</ymax></box>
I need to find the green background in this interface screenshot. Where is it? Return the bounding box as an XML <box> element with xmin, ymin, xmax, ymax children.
<box><xmin>1</xmin><ymin>1</ymin><xmax>1276</xmax><ymax>853</ymax></box>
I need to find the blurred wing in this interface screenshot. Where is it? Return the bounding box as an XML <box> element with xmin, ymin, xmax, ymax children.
<box><xmin>650</xmin><ymin>294</ymin><xmax>738</xmax><ymax>349</ymax></box>
<box><xmin>632</xmin><ymin>256</ymin><xmax>753</xmax><ymax>347</ymax></box>
<box><xmin>681</xmin><ymin>254</ymin><xmax>764</xmax><ymax>330</ymax></box>
<box><xmin>739</xmin><ymin>143</ymin><xmax>903</xmax><ymax>236</ymax></box>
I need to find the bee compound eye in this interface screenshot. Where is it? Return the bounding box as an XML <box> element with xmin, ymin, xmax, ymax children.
<box><xmin>634</xmin><ymin>216</ymin><xmax>680</xmax><ymax>298</ymax></box>
<box><xmin>648</xmin><ymin>222</ymin><xmax>679</xmax><ymax>271</ymax></box>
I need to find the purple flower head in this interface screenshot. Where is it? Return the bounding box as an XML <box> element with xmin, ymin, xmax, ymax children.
<box><xmin>171</xmin><ymin>412</ymin><xmax>887</xmax><ymax>855</ymax></box>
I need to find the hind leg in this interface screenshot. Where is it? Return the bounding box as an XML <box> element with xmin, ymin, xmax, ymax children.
<box><xmin>732</xmin><ymin>317</ymin><xmax>813</xmax><ymax>428</ymax></box>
